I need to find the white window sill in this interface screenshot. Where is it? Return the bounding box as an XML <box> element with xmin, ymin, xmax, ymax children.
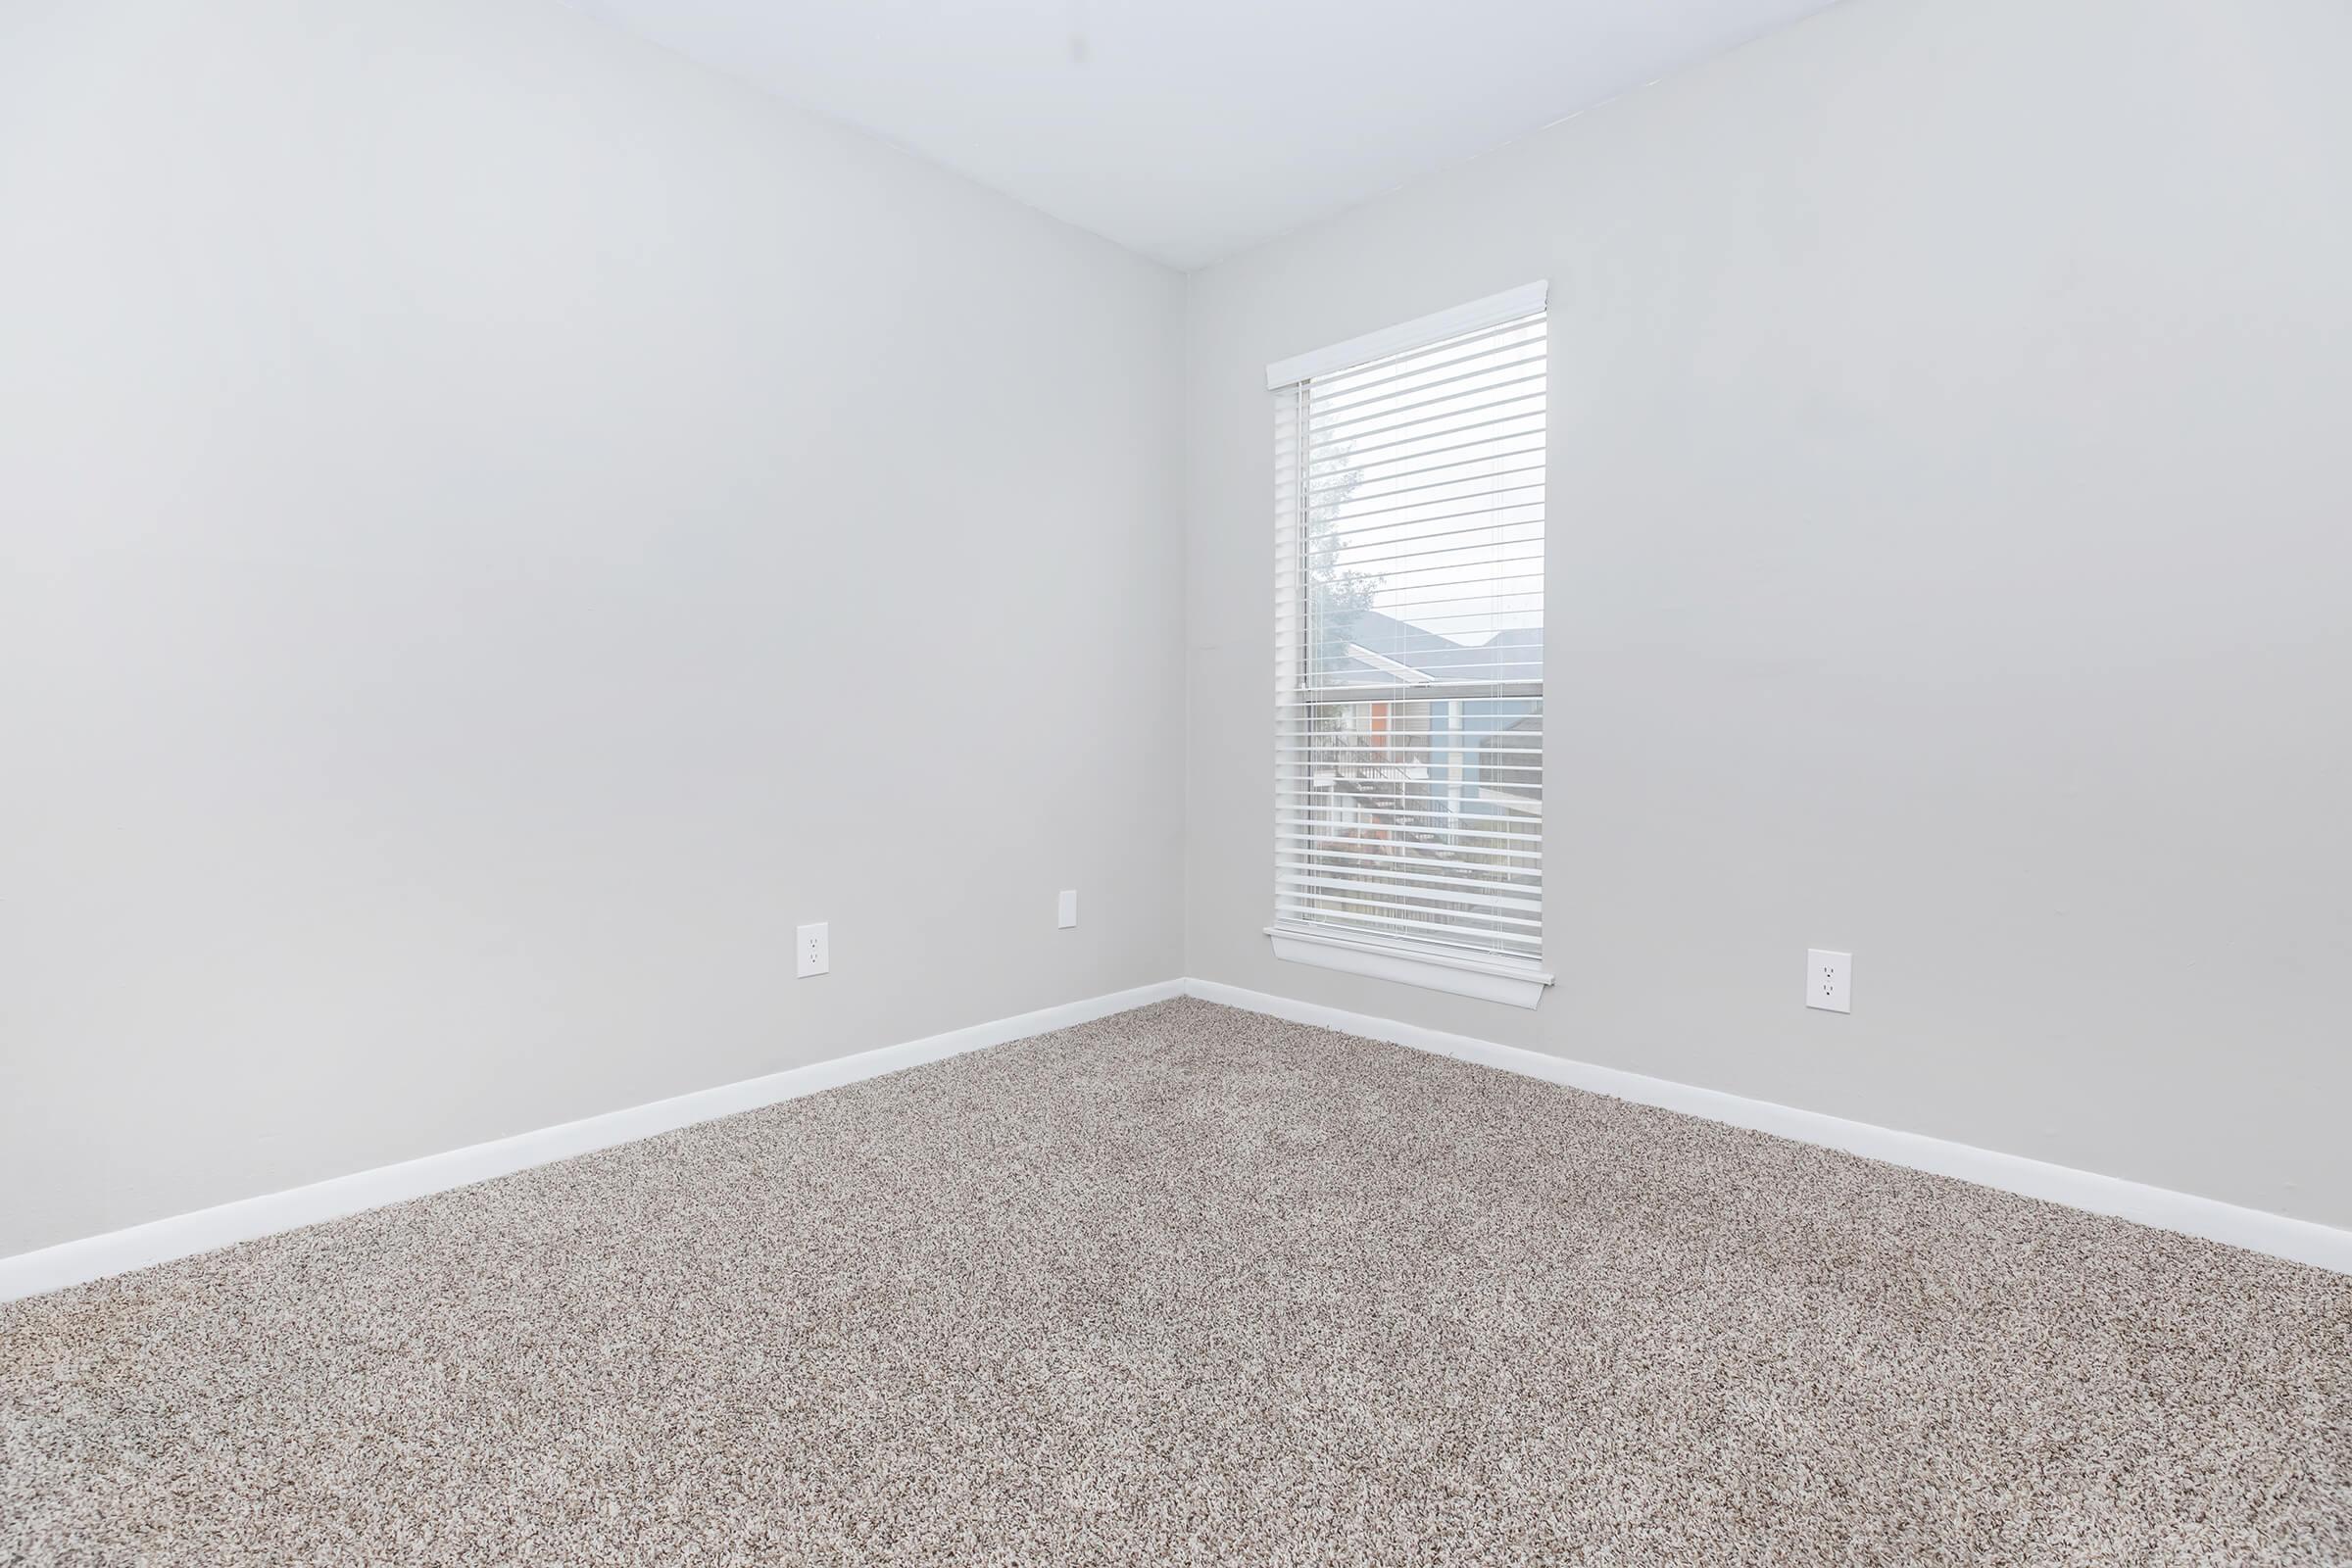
<box><xmin>1264</xmin><ymin>925</ymin><xmax>1553</xmax><ymax>1009</ymax></box>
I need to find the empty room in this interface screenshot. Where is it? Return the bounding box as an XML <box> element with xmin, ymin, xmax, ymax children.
<box><xmin>3</xmin><ymin>0</ymin><xmax>2347</xmax><ymax>1561</ymax></box>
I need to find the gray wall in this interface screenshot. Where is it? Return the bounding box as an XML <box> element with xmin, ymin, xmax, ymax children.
<box><xmin>1184</xmin><ymin>0</ymin><xmax>2352</xmax><ymax>1227</ymax></box>
<box><xmin>0</xmin><ymin>0</ymin><xmax>1185</xmax><ymax>1256</ymax></box>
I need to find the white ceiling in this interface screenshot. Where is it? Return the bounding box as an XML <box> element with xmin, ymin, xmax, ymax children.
<box><xmin>570</xmin><ymin>0</ymin><xmax>1838</xmax><ymax>270</ymax></box>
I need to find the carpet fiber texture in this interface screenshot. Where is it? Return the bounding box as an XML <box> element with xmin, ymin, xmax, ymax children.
<box><xmin>3</xmin><ymin>998</ymin><xmax>2349</xmax><ymax>1565</ymax></box>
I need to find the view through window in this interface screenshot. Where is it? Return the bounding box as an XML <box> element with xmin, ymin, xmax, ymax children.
<box><xmin>1272</xmin><ymin>305</ymin><xmax>1545</xmax><ymax>964</ymax></box>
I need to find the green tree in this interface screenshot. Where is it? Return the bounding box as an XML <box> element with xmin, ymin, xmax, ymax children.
<box><xmin>1304</xmin><ymin>438</ymin><xmax>1376</xmax><ymax>685</ymax></box>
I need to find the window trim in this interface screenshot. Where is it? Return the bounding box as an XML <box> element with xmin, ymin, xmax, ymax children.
<box><xmin>1265</xmin><ymin>923</ymin><xmax>1554</xmax><ymax>1009</ymax></box>
<box><xmin>1264</xmin><ymin>280</ymin><xmax>1549</xmax><ymax>389</ymax></box>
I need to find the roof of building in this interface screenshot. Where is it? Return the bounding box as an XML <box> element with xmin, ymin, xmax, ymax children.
<box><xmin>1329</xmin><ymin>610</ymin><xmax>1543</xmax><ymax>687</ymax></box>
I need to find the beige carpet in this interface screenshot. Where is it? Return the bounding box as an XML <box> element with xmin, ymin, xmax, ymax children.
<box><xmin>3</xmin><ymin>998</ymin><xmax>2347</xmax><ymax>1565</ymax></box>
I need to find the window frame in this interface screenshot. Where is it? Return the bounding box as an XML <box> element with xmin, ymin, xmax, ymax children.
<box><xmin>1264</xmin><ymin>284</ymin><xmax>1556</xmax><ymax>1008</ymax></box>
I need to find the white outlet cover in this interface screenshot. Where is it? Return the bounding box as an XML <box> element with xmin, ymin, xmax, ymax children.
<box><xmin>1807</xmin><ymin>949</ymin><xmax>1850</xmax><ymax>1013</ymax></box>
<box><xmin>1057</xmin><ymin>890</ymin><xmax>1078</xmax><ymax>929</ymax></box>
<box><xmin>797</xmin><ymin>922</ymin><xmax>829</xmax><ymax>978</ymax></box>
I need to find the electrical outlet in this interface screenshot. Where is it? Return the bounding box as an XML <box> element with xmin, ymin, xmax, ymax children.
<box><xmin>1057</xmin><ymin>890</ymin><xmax>1078</xmax><ymax>929</ymax></box>
<box><xmin>1807</xmin><ymin>949</ymin><xmax>1850</xmax><ymax>1013</ymax></box>
<box><xmin>797</xmin><ymin>922</ymin><xmax>829</xmax><ymax>978</ymax></box>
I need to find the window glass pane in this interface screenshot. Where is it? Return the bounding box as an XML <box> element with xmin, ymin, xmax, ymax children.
<box><xmin>1275</xmin><ymin>311</ymin><xmax>1545</xmax><ymax>962</ymax></box>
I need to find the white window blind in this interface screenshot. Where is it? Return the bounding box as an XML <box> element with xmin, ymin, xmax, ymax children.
<box><xmin>1271</xmin><ymin>292</ymin><xmax>1546</xmax><ymax>971</ymax></box>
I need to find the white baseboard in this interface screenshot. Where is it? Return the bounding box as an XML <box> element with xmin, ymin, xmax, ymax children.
<box><xmin>12</xmin><ymin>974</ymin><xmax>2345</xmax><ymax>1299</ymax></box>
<box><xmin>0</xmin><ymin>980</ymin><xmax>1185</xmax><ymax>1302</ymax></box>
<box><xmin>1182</xmin><ymin>978</ymin><xmax>2352</xmax><ymax>1277</ymax></box>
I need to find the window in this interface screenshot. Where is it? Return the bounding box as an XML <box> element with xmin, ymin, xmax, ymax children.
<box><xmin>1267</xmin><ymin>284</ymin><xmax>1552</xmax><ymax>1007</ymax></box>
